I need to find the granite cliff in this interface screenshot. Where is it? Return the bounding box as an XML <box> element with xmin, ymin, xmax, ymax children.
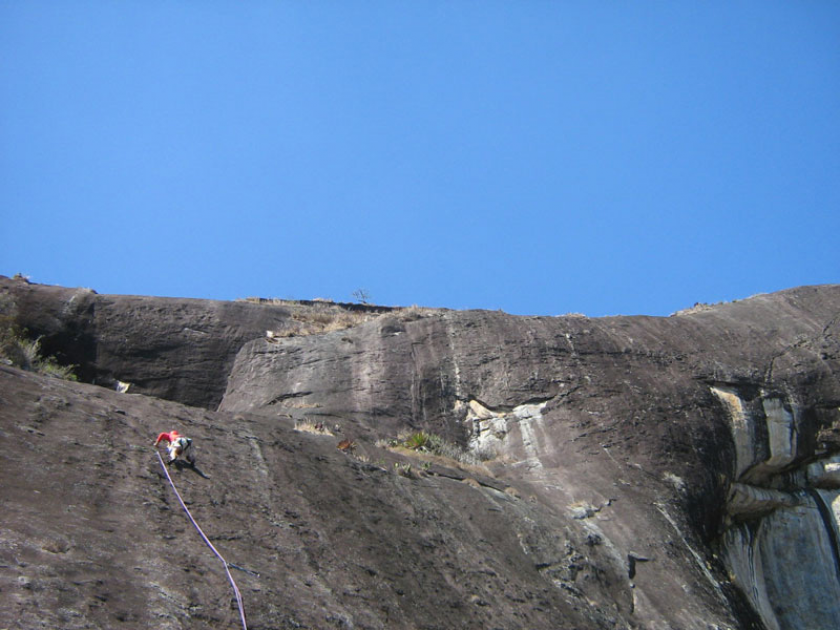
<box><xmin>1</xmin><ymin>275</ymin><xmax>839</xmax><ymax>629</ymax></box>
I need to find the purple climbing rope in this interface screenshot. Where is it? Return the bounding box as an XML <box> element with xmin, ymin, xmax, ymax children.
<box><xmin>155</xmin><ymin>450</ymin><xmax>248</xmax><ymax>630</ymax></box>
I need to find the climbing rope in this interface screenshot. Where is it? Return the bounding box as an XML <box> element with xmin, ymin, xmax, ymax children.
<box><xmin>155</xmin><ymin>450</ymin><xmax>248</xmax><ymax>630</ymax></box>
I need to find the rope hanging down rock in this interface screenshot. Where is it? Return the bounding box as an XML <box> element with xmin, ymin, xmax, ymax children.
<box><xmin>155</xmin><ymin>450</ymin><xmax>248</xmax><ymax>630</ymax></box>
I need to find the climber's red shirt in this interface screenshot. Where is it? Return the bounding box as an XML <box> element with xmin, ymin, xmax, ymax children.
<box><xmin>155</xmin><ymin>430</ymin><xmax>181</xmax><ymax>445</ymax></box>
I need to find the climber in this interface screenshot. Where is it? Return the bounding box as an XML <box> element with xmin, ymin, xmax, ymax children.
<box><xmin>155</xmin><ymin>430</ymin><xmax>195</xmax><ymax>466</ymax></box>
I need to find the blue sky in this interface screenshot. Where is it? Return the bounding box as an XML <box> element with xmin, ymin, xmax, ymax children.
<box><xmin>1</xmin><ymin>2</ymin><xmax>838</xmax><ymax>316</ymax></box>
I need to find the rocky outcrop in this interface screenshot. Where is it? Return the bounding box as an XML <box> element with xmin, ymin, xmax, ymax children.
<box><xmin>2</xmin><ymin>278</ymin><xmax>839</xmax><ymax>629</ymax></box>
<box><xmin>0</xmin><ymin>276</ymin><xmax>389</xmax><ymax>409</ymax></box>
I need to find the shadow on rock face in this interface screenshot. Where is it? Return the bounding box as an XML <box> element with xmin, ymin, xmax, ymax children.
<box><xmin>166</xmin><ymin>458</ymin><xmax>211</xmax><ymax>479</ymax></box>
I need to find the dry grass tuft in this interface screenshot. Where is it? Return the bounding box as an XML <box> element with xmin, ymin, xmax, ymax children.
<box><xmin>294</xmin><ymin>420</ymin><xmax>334</xmax><ymax>436</ymax></box>
<box><xmin>386</xmin><ymin>445</ymin><xmax>492</xmax><ymax>477</ymax></box>
<box><xmin>239</xmin><ymin>295</ymin><xmax>446</xmax><ymax>337</ymax></box>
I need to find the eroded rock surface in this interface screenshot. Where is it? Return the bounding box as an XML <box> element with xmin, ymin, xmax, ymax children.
<box><xmin>2</xmin><ymin>277</ymin><xmax>839</xmax><ymax>629</ymax></box>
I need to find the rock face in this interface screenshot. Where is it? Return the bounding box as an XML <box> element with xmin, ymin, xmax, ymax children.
<box><xmin>0</xmin><ymin>277</ymin><xmax>390</xmax><ymax>409</ymax></box>
<box><xmin>2</xmin><ymin>276</ymin><xmax>839</xmax><ymax>629</ymax></box>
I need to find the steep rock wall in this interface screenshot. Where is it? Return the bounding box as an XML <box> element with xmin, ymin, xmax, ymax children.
<box><xmin>3</xmin><ymin>278</ymin><xmax>840</xmax><ymax>629</ymax></box>
<box><xmin>713</xmin><ymin>384</ymin><xmax>840</xmax><ymax>629</ymax></box>
<box><xmin>219</xmin><ymin>286</ymin><xmax>840</xmax><ymax>629</ymax></box>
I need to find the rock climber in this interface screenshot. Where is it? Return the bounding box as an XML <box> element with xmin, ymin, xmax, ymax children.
<box><xmin>155</xmin><ymin>430</ymin><xmax>195</xmax><ymax>465</ymax></box>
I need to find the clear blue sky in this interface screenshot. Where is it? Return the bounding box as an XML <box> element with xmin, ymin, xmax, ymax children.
<box><xmin>2</xmin><ymin>2</ymin><xmax>838</xmax><ymax>316</ymax></box>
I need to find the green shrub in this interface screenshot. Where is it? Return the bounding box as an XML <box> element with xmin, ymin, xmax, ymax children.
<box><xmin>403</xmin><ymin>431</ymin><xmax>432</xmax><ymax>451</ymax></box>
<box><xmin>0</xmin><ymin>320</ymin><xmax>77</xmax><ymax>381</ymax></box>
<box><xmin>36</xmin><ymin>352</ymin><xmax>79</xmax><ymax>381</ymax></box>
<box><xmin>383</xmin><ymin>428</ymin><xmax>493</xmax><ymax>467</ymax></box>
